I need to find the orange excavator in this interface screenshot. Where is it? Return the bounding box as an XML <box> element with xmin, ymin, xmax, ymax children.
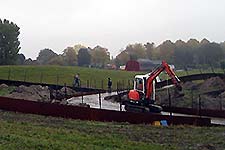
<box><xmin>123</xmin><ymin>60</ymin><xmax>182</xmax><ymax>113</ymax></box>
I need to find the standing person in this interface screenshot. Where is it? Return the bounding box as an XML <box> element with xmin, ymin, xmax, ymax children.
<box><xmin>74</xmin><ymin>73</ymin><xmax>80</xmax><ymax>87</ymax></box>
<box><xmin>107</xmin><ymin>78</ymin><xmax>112</xmax><ymax>93</ymax></box>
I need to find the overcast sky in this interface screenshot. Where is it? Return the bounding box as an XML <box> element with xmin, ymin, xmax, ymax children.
<box><xmin>1</xmin><ymin>0</ymin><xmax>225</xmax><ymax>59</ymax></box>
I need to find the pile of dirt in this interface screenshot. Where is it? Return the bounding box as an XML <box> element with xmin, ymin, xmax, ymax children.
<box><xmin>6</xmin><ymin>85</ymin><xmax>51</xmax><ymax>102</ymax></box>
<box><xmin>3</xmin><ymin>84</ymin><xmax>80</xmax><ymax>105</ymax></box>
<box><xmin>199</xmin><ymin>77</ymin><xmax>225</xmax><ymax>92</ymax></box>
<box><xmin>182</xmin><ymin>81</ymin><xmax>198</xmax><ymax>90</ymax></box>
<box><xmin>0</xmin><ymin>84</ymin><xmax>8</xmax><ymax>89</ymax></box>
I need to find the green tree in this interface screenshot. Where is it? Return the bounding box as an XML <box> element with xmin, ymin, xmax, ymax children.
<box><xmin>144</xmin><ymin>42</ymin><xmax>155</xmax><ymax>59</ymax></box>
<box><xmin>37</xmin><ymin>48</ymin><xmax>58</xmax><ymax>65</ymax></box>
<box><xmin>197</xmin><ymin>42</ymin><xmax>224</xmax><ymax>66</ymax></box>
<box><xmin>63</xmin><ymin>47</ymin><xmax>77</xmax><ymax>66</ymax></box>
<box><xmin>17</xmin><ymin>53</ymin><xmax>26</xmax><ymax>65</ymax></box>
<box><xmin>90</xmin><ymin>45</ymin><xmax>110</xmax><ymax>68</ymax></box>
<box><xmin>156</xmin><ymin>40</ymin><xmax>175</xmax><ymax>63</ymax></box>
<box><xmin>77</xmin><ymin>48</ymin><xmax>91</xmax><ymax>67</ymax></box>
<box><xmin>0</xmin><ymin>19</ymin><xmax>20</xmax><ymax>65</ymax></box>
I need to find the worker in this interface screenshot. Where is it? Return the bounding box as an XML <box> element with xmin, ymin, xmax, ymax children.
<box><xmin>73</xmin><ymin>73</ymin><xmax>80</xmax><ymax>87</ymax></box>
<box><xmin>107</xmin><ymin>78</ymin><xmax>112</xmax><ymax>92</ymax></box>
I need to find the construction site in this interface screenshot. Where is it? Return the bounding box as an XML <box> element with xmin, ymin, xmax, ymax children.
<box><xmin>0</xmin><ymin>61</ymin><xmax>225</xmax><ymax>127</ymax></box>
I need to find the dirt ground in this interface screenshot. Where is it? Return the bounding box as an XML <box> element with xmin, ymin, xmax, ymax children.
<box><xmin>0</xmin><ymin>84</ymin><xmax>77</xmax><ymax>105</ymax></box>
<box><xmin>157</xmin><ymin>77</ymin><xmax>225</xmax><ymax>110</ymax></box>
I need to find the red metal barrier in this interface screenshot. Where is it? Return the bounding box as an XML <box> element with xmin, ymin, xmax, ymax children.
<box><xmin>0</xmin><ymin>96</ymin><xmax>210</xmax><ymax>126</ymax></box>
<box><xmin>163</xmin><ymin>106</ymin><xmax>225</xmax><ymax>118</ymax></box>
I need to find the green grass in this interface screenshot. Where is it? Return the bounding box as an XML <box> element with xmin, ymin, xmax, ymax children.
<box><xmin>0</xmin><ymin>65</ymin><xmax>139</xmax><ymax>90</ymax></box>
<box><xmin>0</xmin><ymin>110</ymin><xmax>224</xmax><ymax>150</ymax></box>
<box><xmin>0</xmin><ymin>65</ymin><xmax>223</xmax><ymax>90</ymax></box>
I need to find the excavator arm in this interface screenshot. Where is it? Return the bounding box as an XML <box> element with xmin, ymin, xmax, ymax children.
<box><xmin>145</xmin><ymin>60</ymin><xmax>181</xmax><ymax>99</ymax></box>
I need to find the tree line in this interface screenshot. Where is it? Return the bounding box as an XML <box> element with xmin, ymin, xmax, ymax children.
<box><xmin>115</xmin><ymin>39</ymin><xmax>225</xmax><ymax>69</ymax></box>
<box><xmin>1</xmin><ymin>19</ymin><xmax>225</xmax><ymax>69</ymax></box>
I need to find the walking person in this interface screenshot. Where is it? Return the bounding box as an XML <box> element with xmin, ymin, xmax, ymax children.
<box><xmin>73</xmin><ymin>73</ymin><xmax>80</xmax><ymax>87</ymax></box>
<box><xmin>107</xmin><ymin>78</ymin><xmax>112</xmax><ymax>93</ymax></box>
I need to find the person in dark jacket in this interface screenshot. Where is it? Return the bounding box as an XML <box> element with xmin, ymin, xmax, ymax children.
<box><xmin>107</xmin><ymin>78</ymin><xmax>112</xmax><ymax>92</ymax></box>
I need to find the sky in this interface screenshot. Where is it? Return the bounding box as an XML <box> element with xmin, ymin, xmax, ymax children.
<box><xmin>1</xmin><ymin>0</ymin><xmax>225</xmax><ymax>59</ymax></box>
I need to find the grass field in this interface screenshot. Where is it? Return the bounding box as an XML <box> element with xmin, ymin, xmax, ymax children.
<box><xmin>0</xmin><ymin>65</ymin><xmax>139</xmax><ymax>90</ymax></box>
<box><xmin>0</xmin><ymin>110</ymin><xmax>224</xmax><ymax>150</ymax></box>
<box><xmin>0</xmin><ymin>65</ymin><xmax>224</xmax><ymax>90</ymax></box>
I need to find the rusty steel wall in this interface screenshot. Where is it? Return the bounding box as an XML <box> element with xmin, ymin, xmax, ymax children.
<box><xmin>0</xmin><ymin>96</ymin><xmax>210</xmax><ymax>126</ymax></box>
<box><xmin>162</xmin><ymin>106</ymin><xmax>225</xmax><ymax>118</ymax></box>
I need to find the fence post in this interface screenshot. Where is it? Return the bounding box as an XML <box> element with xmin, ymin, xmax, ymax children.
<box><xmin>198</xmin><ymin>95</ymin><xmax>201</xmax><ymax>117</ymax></box>
<box><xmin>56</xmin><ymin>74</ymin><xmax>59</xmax><ymax>85</ymax></box>
<box><xmin>128</xmin><ymin>79</ymin><xmax>130</xmax><ymax>90</ymax></box>
<box><xmin>23</xmin><ymin>70</ymin><xmax>27</xmax><ymax>82</ymax></box>
<box><xmin>64</xmin><ymin>83</ymin><xmax>67</xmax><ymax>99</ymax></box>
<box><xmin>99</xmin><ymin>92</ymin><xmax>102</xmax><ymax>109</ymax></box>
<box><xmin>40</xmin><ymin>72</ymin><xmax>43</xmax><ymax>83</ymax></box>
<box><xmin>86</xmin><ymin>80</ymin><xmax>89</xmax><ymax>88</ymax></box>
<box><xmin>81</xmin><ymin>92</ymin><xmax>84</xmax><ymax>104</ymax></box>
<box><xmin>122</xmin><ymin>80</ymin><xmax>125</xmax><ymax>90</ymax></box>
<box><xmin>210</xmin><ymin>64</ymin><xmax>215</xmax><ymax>73</ymax></box>
<box><xmin>191</xmin><ymin>89</ymin><xmax>194</xmax><ymax>108</ymax></box>
<box><xmin>8</xmin><ymin>68</ymin><xmax>11</xmax><ymax>80</ymax></box>
<box><xmin>219</xmin><ymin>96</ymin><xmax>222</xmax><ymax>111</ymax></box>
<box><xmin>94</xmin><ymin>80</ymin><xmax>96</xmax><ymax>88</ymax></box>
<box><xmin>101</xmin><ymin>80</ymin><xmax>103</xmax><ymax>89</ymax></box>
<box><xmin>168</xmin><ymin>89</ymin><xmax>172</xmax><ymax>116</ymax></box>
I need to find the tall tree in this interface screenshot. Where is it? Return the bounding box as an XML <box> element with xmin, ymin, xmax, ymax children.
<box><xmin>144</xmin><ymin>42</ymin><xmax>155</xmax><ymax>59</ymax></box>
<box><xmin>17</xmin><ymin>53</ymin><xmax>26</xmax><ymax>65</ymax></box>
<box><xmin>63</xmin><ymin>47</ymin><xmax>77</xmax><ymax>66</ymax></box>
<box><xmin>156</xmin><ymin>40</ymin><xmax>175</xmax><ymax>63</ymax></box>
<box><xmin>77</xmin><ymin>48</ymin><xmax>91</xmax><ymax>67</ymax></box>
<box><xmin>37</xmin><ymin>48</ymin><xmax>58</xmax><ymax>65</ymax></box>
<box><xmin>197</xmin><ymin>42</ymin><xmax>224</xmax><ymax>66</ymax></box>
<box><xmin>0</xmin><ymin>19</ymin><xmax>20</xmax><ymax>65</ymax></box>
<box><xmin>90</xmin><ymin>45</ymin><xmax>110</xmax><ymax>68</ymax></box>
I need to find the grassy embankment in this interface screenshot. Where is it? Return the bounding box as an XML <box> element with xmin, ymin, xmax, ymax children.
<box><xmin>0</xmin><ymin>65</ymin><xmax>139</xmax><ymax>90</ymax></box>
<box><xmin>0</xmin><ymin>65</ymin><xmax>223</xmax><ymax>89</ymax></box>
<box><xmin>0</xmin><ymin>110</ymin><xmax>224</xmax><ymax>150</ymax></box>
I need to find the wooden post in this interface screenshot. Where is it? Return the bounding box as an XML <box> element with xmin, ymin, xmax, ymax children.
<box><xmin>101</xmin><ymin>80</ymin><xmax>103</xmax><ymax>89</ymax></box>
<box><xmin>8</xmin><ymin>68</ymin><xmax>11</xmax><ymax>80</ymax></box>
<box><xmin>40</xmin><ymin>72</ymin><xmax>43</xmax><ymax>83</ymax></box>
<box><xmin>168</xmin><ymin>89</ymin><xmax>172</xmax><ymax>116</ymax></box>
<box><xmin>198</xmin><ymin>95</ymin><xmax>201</xmax><ymax>117</ymax></box>
<box><xmin>191</xmin><ymin>89</ymin><xmax>194</xmax><ymax>108</ymax></box>
<box><xmin>87</xmin><ymin>80</ymin><xmax>89</xmax><ymax>88</ymax></box>
<box><xmin>81</xmin><ymin>92</ymin><xmax>84</xmax><ymax>104</ymax></box>
<box><xmin>64</xmin><ymin>83</ymin><xmax>67</xmax><ymax>99</ymax></box>
<box><xmin>99</xmin><ymin>92</ymin><xmax>101</xmax><ymax>109</ymax></box>
<box><xmin>56</xmin><ymin>75</ymin><xmax>59</xmax><ymax>85</ymax></box>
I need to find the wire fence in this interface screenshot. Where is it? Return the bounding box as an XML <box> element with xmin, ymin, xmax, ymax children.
<box><xmin>0</xmin><ymin>66</ymin><xmax>224</xmax><ymax>91</ymax></box>
<box><xmin>0</xmin><ymin>68</ymin><xmax>134</xmax><ymax>91</ymax></box>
